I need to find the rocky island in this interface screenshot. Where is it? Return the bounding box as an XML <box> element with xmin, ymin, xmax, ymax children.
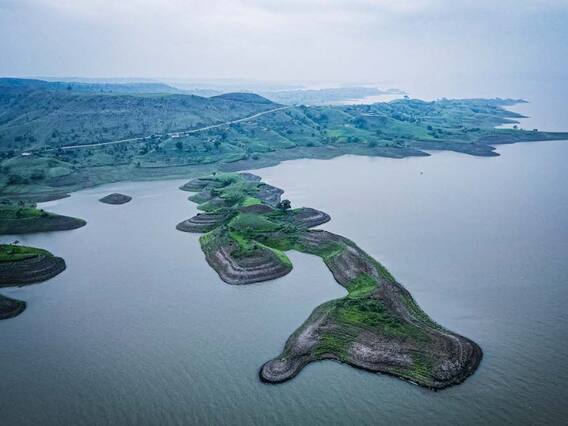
<box><xmin>0</xmin><ymin>201</ymin><xmax>86</xmax><ymax>234</ymax></box>
<box><xmin>0</xmin><ymin>243</ymin><xmax>66</xmax><ymax>319</ymax></box>
<box><xmin>177</xmin><ymin>172</ymin><xmax>482</xmax><ymax>389</ymax></box>
<box><xmin>99</xmin><ymin>193</ymin><xmax>132</xmax><ymax>205</ymax></box>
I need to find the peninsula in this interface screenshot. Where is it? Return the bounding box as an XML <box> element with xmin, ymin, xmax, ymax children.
<box><xmin>0</xmin><ymin>201</ymin><xmax>86</xmax><ymax>234</ymax></box>
<box><xmin>177</xmin><ymin>172</ymin><xmax>482</xmax><ymax>389</ymax></box>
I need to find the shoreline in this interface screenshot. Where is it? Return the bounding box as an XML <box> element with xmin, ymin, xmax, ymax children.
<box><xmin>7</xmin><ymin>136</ymin><xmax>568</xmax><ymax>205</ymax></box>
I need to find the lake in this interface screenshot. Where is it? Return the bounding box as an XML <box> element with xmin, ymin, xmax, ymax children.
<box><xmin>1</xmin><ymin>122</ymin><xmax>568</xmax><ymax>423</ymax></box>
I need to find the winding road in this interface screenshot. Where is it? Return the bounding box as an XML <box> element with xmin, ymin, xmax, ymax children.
<box><xmin>41</xmin><ymin>106</ymin><xmax>291</xmax><ymax>152</ymax></box>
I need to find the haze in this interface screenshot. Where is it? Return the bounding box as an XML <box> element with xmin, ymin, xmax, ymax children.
<box><xmin>1</xmin><ymin>0</ymin><xmax>568</xmax><ymax>90</ymax></box>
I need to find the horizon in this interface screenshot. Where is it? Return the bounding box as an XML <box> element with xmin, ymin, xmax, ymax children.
<box><xmin>2</xmin><ymin>1</ymin><xmax>568</xmax><ymax>90</ymax></box>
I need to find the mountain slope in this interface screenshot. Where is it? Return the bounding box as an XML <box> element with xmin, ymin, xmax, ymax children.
<box><xmin>0</xmin><ymin>82</ymin><xmax>278</xmax><ymax>152</ymax></box>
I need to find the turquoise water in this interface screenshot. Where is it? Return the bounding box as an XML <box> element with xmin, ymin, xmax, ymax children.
<box><xmin>1</xmin><ymin>93</ymin><xmax>568</xmax><ymax>424</ymax></box>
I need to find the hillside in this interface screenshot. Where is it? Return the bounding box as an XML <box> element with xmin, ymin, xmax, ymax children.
<box><xmin>1</xmin><ymin>80</ymin><xmax>567</xmax><ymax>201</ymax></box>
<box><xmin>0</xmin><ymin>81</ymin><xmax>277</xmax><ymax>152</ymax></box>
<box><xmin>0</xmin><ymin>78</ymin><xmax>183</xmax><ymax>94</ymax></box>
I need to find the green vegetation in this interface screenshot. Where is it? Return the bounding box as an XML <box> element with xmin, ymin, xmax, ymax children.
<box><xmin>0</xmin><ymin>244</ymin><xmax>51</xmax><ymax>262</ymax></box>
<box><xmin>0</xmin><ymin>241</ymin><xmax>66</xmax><ymax>320</ymax></box>
<box><xmin>0</xmin><ymin>201</ymin><xmax>86</xmax><ymax>234</ymax></box>
<box><xmin>2</xmin><ymin>79</ymin><xmax>566</xmax><ymax>201</ymax></box>
<box><xmin>180</xmin><ymin>173</ymin><xmax>482</xmax><ymax>389</ymax></box>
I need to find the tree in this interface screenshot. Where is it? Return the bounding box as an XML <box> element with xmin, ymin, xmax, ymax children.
<box><xmin>175</xmin><ymin>141</ymin><xmax>183</xmax><ymax>150</ymax></box>
<box><xmin>277</xmin><ymin>199</ymin><xmax>291</xmax><ymax>211</ymax></box>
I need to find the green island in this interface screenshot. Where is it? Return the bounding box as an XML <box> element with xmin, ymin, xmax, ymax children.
<box><xmin>2</xmin><ymin>78</ymin><xmax>568</xmax><ymax>202</ymax></box>
<box><xmin>0</xmin><ymin>200</ymin><xmax>86</xmax><ymax>234</ymax></box>
<box><xmin>0</xmin><ymin>243</ymin><xmax>66</xmax><ymax>320</ymax></box>
<box><xmin>177</xmin><ymin>172</ymin><xmax>482</xmax><ymax>389</ymax></box>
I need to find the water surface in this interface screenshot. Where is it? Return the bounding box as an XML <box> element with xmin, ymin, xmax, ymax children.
<box><xmin>1</xmin><ymin>131</ymin><xmax>567</xmax><ymax>424</ymax></box>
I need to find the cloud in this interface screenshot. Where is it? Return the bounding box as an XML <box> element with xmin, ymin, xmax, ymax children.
<box><xmin>0</xmin><ymin>0</ymin><xmax>567</xmax><ymax>87</ymax></box>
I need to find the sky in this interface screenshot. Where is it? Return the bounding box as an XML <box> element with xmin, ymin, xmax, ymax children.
<box><xmin>1</xmin><ymin>0</ymin><xmax>568</xmax><ymax>91</ymax></box>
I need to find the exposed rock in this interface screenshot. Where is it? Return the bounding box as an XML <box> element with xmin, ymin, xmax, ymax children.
<box><xmin>0</xmin><ymin>294</ymin><xmax>26</xmax><ymax>320</ymax></box>
<box><xmin>0</xmin><ymin>255</ymin><xmax>66</xmax><ymax>287</ymax></box>
<box><xmin>99</xmin><ymin>193</ymin><xmax>132</xmax><ymax>205</ymax></box>
<box><xmin>260</xmin><ymin>229</ymin><xmax>482</xmax><ymax>389</ymax></box>
<box><xmin>290</xmin><ymin>207</ymin><xmax>331</xmax><ymax>228</ymax></box>
<box><xmin>176</xmin><ymin>212</ymin><xmax>230</xmax><ymax>233</ymax></box>
<box><xmin>0</xmin><ymin>214</ymin><xmax>86</xmax><ymax>235</ymax></box>
<box><xmin>256</xmin><ymin>183</ymin><xmax>283</xmax><ymax>207</ymax></box>
<box><xmin>0</xmin><ymin>245</ymin><xmax>66</xmax><ymax>321</ymax></box>
<box><xmin>200</xmin><ymin>228</ymin><xmax>292</xmax><ymax>284</ymax></box>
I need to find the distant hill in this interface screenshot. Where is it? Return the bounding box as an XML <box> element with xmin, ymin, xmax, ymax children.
<box><xmin>0</xmin><ymin>80</ymin><xmax>278</xmax><ymax>152</ymax></box>
<box><xmin>0</xmin><ymin>78</ymin><xmax>183</xmax><ymax>94</ymax></box>
<box><xmin>212</xmin><ymin>92</ymin><xmax>273</xmax><ymax>104</ymax></box>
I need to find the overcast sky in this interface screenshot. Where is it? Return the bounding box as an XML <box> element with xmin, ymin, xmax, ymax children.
<box><xmin>1</xmin><ymin>0</ymin><xmax>567</xmax><ymax>89</ymax></box>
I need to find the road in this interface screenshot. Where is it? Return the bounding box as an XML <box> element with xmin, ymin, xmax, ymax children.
<box><xmin>42</xmin><ymin>106</ymin><xmax>291</xmax><ymax>152</ymax></box>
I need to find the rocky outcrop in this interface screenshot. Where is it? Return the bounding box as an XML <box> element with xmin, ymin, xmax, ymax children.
<box><xmin>180</xmin><ymin>176</ymin><xmax>226</xmax><ymax>192</ymax></box>
<box><xmin>99</xmin><ymin>193</ymin><xmax>132</xmax><ymax>205</ymax></box>
<box><xmin>200</xmin><ymin>229</ymin><xmax>292</xmax><ymax>285</ymax></box>
<box><xmin>0</xmin><ymin>255</ymin><xmax>66</xmax><ymax>287</ymax></box>
<box><xmin>0</xmin><ymin>294</ymin><xmax>26</xmax><ymax>320</ymax></box>
<box><xmin>176</xmin><ymin>212</ymin><xmax>229</xmax><ymax>233</ymax></box>
<box><xmin>0</xmin><ymin>245</ymin><xmax>66</xmax><ymax>321</ymax></box>
<box><xmin>289</xmin><ymin>207</ymin><xmax>331</xmax><ymax>228</ymax></box>
<box><xmin>0</xmin><ymin>214</ymin><xmax>86</xmax><ymax>235</ymax></box>
<box><xmin>256</xmin><ymin>183</ymin><xmax>283</xmax><ymax>207</ymax></box>
<box><xmin>260</xmin><ymin>229</ymin><xmax>482</xmax><ymax>389</ymax></box>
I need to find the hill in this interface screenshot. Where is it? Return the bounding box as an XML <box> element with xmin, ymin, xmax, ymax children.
<box><xmin>0</xmin><ymin>80</ymin><xmax>567</xmax><ymax>201</ymax></box>
<box><xmin>0</xmin><ymin>81</ymin><xmax>278</xmax><ymax>152</ymax></box>
<box><xmin>0</xmin><ymin>78</ymin><xmax>183</xmax><ymax>94</ymax></box>
<box><xmin>212</xmin><ymin>92</ymin><xmax>273</xmax><ymax>104</ymax></box>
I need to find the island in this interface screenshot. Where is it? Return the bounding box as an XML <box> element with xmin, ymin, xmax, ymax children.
<box><xmin>99</xmin><ymin>193</ymin><xmax>132</xmax><ymax>205</ymax></box>
<box><xmin>0</xmin><ymin>201</ymin><xmax>86</xmax><ymax>234</ymax></box>
<box><xmin>177</xmin><ymin>172</ymin><xmax>482</xmax><ymax>389</ymax></box>
<box><xmin>0</xmin><ymin>243</ymin><xmax>66</xmax><ymax>320</ymax></box>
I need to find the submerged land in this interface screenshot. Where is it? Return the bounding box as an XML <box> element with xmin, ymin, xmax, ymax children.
<box><xmin>177</xmin><ymin>172</ymin><xmax>482</xmax><ymax>389</ymax></box>
<box><xmin>1</xmin><ymin>78</ymin><xmax>568</xmax><ymax>202</ymax></box>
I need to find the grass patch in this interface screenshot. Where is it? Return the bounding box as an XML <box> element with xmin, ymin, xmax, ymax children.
<box><xmin>346</xmin><ymin>273</ymin><xmax>377</xmax><ymax>297</ymax></box>
<box><xmin>0</xmin><ymin>244</ymin><xmax>51</xmax><ymax>262</ymax></box>
<box><xmin>314</xmin><ymin>333</ymin><xmax>350</xmax><ymax>358</ymax></box>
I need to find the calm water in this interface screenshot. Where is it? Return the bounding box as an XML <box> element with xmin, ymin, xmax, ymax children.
<box><xmin>1</xmin><ymin>119</ymin><xmax>568</xmax><ymax>424</ymax></box>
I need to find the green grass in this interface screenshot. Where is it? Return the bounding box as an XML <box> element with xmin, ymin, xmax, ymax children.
<box><xmin>228</xmin><ymin>213</ymin><xmax>282</xmax><ymax>235</ymax></box>
<box><xmin>264</xmin><ymin>244</ymin><xmax>292</xmax><ymax>268</ymax></box>
<box><xmin>4</xmin><ymin>91</ymin><xmax>563</xmax><ymax>201</ymax></box>
<box><xmin>314</xmin><ymin>333</ymin><xmax>350</xmax><ymax>358</ymax></box>
<box><xmin>241</xmin><ymin>197</ymin><xmax>262</xmax><ymax>207</ymax></box>
<box><xmin>0</xmin><ymin>244</ymin><xmax>51</xmax><ymax>262</ymax></box>
<box><xmin>346</xmin><ymin>273</ymin><xmax>377</xmax><ymax>297</ymax></box>
<box><xmin>228</xmin><ymin>230</ymin><xmax>259</xmax><ymax>258</ymax></box>
<box><xmin>0</xmin><ymin>205</ymin><xmax>47</xmax><ymax>219</ymax></box>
